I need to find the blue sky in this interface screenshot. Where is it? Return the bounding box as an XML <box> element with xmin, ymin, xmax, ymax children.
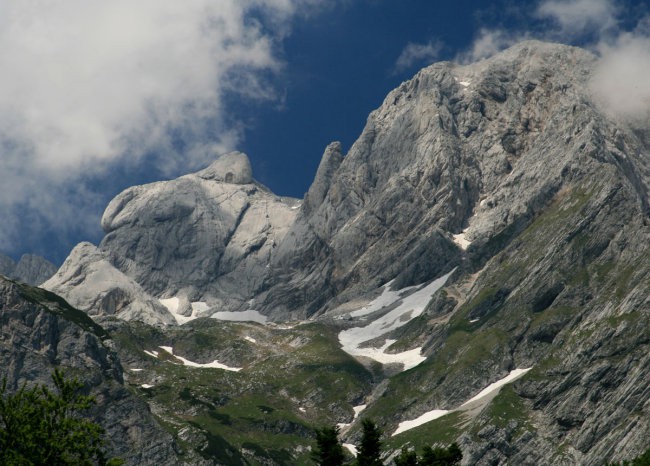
<box><xmin>0</xmin><ymin>0</ymin><xmax>648</xmax><ymax>264</ymax></box>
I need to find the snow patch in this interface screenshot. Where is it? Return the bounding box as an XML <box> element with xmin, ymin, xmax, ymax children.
<box><xmin>140</xmin><ymin>384</ymin><xmax>154</xmax><ymax>389</ymax></box>
<box><xmin>353</xmin><ymin>404</ymin><xmax>367</xmax><ymax>419</ymax></box>
<box><xmin>459</xmin><ymin>80</ymin><xmax>471</xmax><ymax>87</ymax></box>
<box><xmin>343</xmin><ymin>444</ymin><xmax>358</xmax><ymax>456</ymax></box>
<box><xmin>130</xmin><ymin>368</ymin><xmax>144</xmax><ymax>372</ymax></box>
<box><xmin>339</xmin><ymin>270</ymin><xmax>454</xmax><ymax>370</ymax></box>
<box><xmin>391</xmin><ymin>368</ymin><xmax>532</xmax><ymax>436</ymax></box>
<box><xmin>211</xmin><ymin>309</ymin><xmax>268</xmax><ymax>323</ymax></box>
<box><xmin>299</xmin><ymin>407</ymin><xmax>306</xmax><ymax>413</ymax></box>
<box><xmin>191</xmin><ymin>301</ymin><xmax>209</xmax><ymax>313</ymax></box>
<box><xmin>159</xmin><ymin>297</ymin><xmax>180</xmax><ymax>313</ymax></box>
<box><xmin>144</xmin><ymin>350</ymin><xmax>159</xmax><ymax>358</ymax></box>
<box><xmin>452</xmin><ymin>232</ymin><xmax>471</xmax><ymax>250</ymax></box>
<box><xmin>469</xmin><ymin>318</ymin><xmax>480</xmax><ymax>323</ymax></box>
<box><xmin>244</xmin><ymin>336</ymin><xmax>257</xmax><ymax>343</ymax></box>
<box><xmin>350</xmin><ymin>281</ymin><xmax>417</xmax><ymax>318</ymax></box>
<box><xmin>158</xmin><ymin>346</ymin><xmax>242</xmax><ymax>372</ymax></box>
<box><xmin>460</xmin><ymin>368</ymin><xmax>532</xmax><ymax>406</ymax></box>
<box><xmin>393</xmin><ymin>410</ymin><xmax>450</xmax><ymax>436</ymax></box>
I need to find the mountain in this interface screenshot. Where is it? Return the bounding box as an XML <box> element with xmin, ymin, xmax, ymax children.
<box><xmin>0</xmin><ymin>253</ymin><xmax>57</xmax><ymax>285</ymax></box>
<box><xmin>30</xmin><ymin>40</ymin><xmax>650</xmax><ymax>464</ymax></box>
<box><xmin>0</xmin><ymin>276</ymin><xmax>179</xmax><ymax>465</ymax></box>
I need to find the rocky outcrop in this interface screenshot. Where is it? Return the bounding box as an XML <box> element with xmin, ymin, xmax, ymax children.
<box><xmin>257</xmin><ymin>41</ymin><xmax>648</xmax><ymax>320</ymax></box>
<box><xmin>43</xmin><ymin>242</ymin><xmax>176</xmax><ymax>325</ymax></box>
<box><xmin>0</xmin><ymin>253</ymin><xmax>57</xmax><ymax>285</ymax></box>
<box><xmin>45</xmin><ymin>152</ymin><xmax>299</xmax><ymax>323</ymax></box>
<box><xmin>0</xmin><ymin>277</ymin><xmax>179</xmax><ymax>464</ymax></box>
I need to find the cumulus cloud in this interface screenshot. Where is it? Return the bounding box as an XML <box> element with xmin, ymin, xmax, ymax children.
<box><xmin>458</xmin><ymin>0</ymin><xmax>650</xmax><ymax>119</ymax></box>
<box><xmin>591</xmin><ymin>32</ymin><xmax>650</xmax><ymax>118</ymax></box>
<box><xmin>394</xmin><ymin>40</ymin><xmax>443</xmax><ymax>73</ymax></box>
<box><xmin>536</xmin><ymin>0</ymin><xmax>618</xmax><ymax>37</ymax></box>
<box><xmin>457</xmin><ymin>28</ymin><xmax>526</xmax><ymax>63</ymax></box>
<box><xmin>0</xmin><ymin>0</ymin><xmax>327</xmax><ymax>258</ymax></box>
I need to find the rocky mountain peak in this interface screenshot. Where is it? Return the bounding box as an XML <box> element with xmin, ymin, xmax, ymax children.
<box><xmin>0</xmin><ymin>252</ymin><xmax>57</xmax><ymax>285</ymax></box>
<box><xmin>195</xmin><ymin>150</ymin><xmax>253</xmax><ymax>184</ymax></box>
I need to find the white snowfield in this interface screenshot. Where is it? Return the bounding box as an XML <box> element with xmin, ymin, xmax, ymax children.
<box><xmin>343</xmin><ymin>444</ymin><xmax>358</xmax><ymax>456</ymax></box>
<box><xmin>140</xmin><ymin>384</ymin><xmax>154</xmax><ymax>389</ymax></box>
<box><xmin>392</xmin><ymin>367</ymin><xmax>532</xmax><ymax>436</ymax></box>
<box><xmin>452</xmin><ymin>231</ymin><xmax>471</xmax><ymax>250</ymax></box>
<box><xmin>159</xmin><ymin>297</ymin><xmax>211</xmax><ymax>325</ymax></box>
<box><xmin>338</xmin><ymin>270</ymin><xmax>455</xmax><ymax>371</ymax></box>
<box><xmin>337</xmin><ymin>403</ymin><xmax>368</xmax><ymax>431</ymax></box>
<box><xmin>144</xmin><ymin>346</ymin><xmax>242</xmax><ymax>372</ymax></box>
<box><xmin>211</xmin><ymin>309</ymin><xmax>268</xmax><ymax>323</ymax></box>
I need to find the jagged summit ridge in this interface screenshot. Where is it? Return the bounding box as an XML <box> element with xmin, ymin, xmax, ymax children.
<box><xmin>48</xmin><ymin>40</ymin><xmax>648</xmax><ymax>324</ymax></box>
<box><xmin>30</xmin><ymin>40</ymin><xmax>650</xmax><ymax>464</ymax></box>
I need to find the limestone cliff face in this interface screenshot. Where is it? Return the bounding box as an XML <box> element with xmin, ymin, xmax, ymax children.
<box><xmin>258</xmin><ymin>41</ymin><xmax>648</xmax><ymax>319</ymax></box>
<box><xmin>45</xmin><ymin>151</ymin><xmax>299</xmax><ymax>322</ymax></box>
<box><xmin>39</xmin><ymin>41</ymin><xmax>649</xmax><ymax>464</ymax></box>
<box><xmin>0</xmin><ymin>253</ymin><xmax>57</xmax><ymax>285</ymax></box>
<box><xmin>0</xmin><ymin>277</ymin><xmax>178</xmax><ymax>465</ymax></box>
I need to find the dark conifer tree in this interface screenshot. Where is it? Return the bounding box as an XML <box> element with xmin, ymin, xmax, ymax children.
<box><xmin>394</xmin><ymin>446</ymin><xmax>418</xmax><ymax>466</ymax></box>
<box><xmin>312</xmin><ymin>425</ymin><xmax>346</xmax><ymax>466</ymax></box>
<box><xmin>356</xmin><ymin>419</ymin><xmax>383</xmax><ymax>466</ymax></box>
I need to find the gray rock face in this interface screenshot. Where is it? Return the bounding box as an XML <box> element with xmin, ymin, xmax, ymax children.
<box><xmin>46</xmin><ymin>152</ymin><xmax>299</xmax><ymax>323</ymax></box>
<box><xmin>0</xmin><ymin>277</ymin><xmax>179</xmax><ymax>465</ymax></box>
<box><xmin>43</xmin><ymin>242</ymin><xmax>176</xmax><ymax>325</ymax></box>
<box><xmin>42</xmin><ymin>40</ymin><xmax>649</xmax><ymax>464</ymax></box>
<box><xmin>258</xmin><ymin>41</ymin><xmax>630</xmax><ymax>318</ymax></box>
<box><xmin>0</xmin><ymin>253</ymin><xmax>57</xmax><ymax>285</ymax></box>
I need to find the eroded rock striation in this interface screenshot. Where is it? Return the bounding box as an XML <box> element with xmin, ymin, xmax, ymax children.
<box><xmin>41</xmin><ymin>41</ymin><xmax>649</xmax><ymax>465</ymax></box>
<box><xmin>0</xmin><ymin>277</ymin><xmax>179</xmax><ymax>465</ymax></box>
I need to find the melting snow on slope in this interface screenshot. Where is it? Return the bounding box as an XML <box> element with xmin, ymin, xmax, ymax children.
<box><xmin>158</xmin><ymin>346</ymin><xmax>242</xmax><ymax>372</ymax></box>
<box><xmin>343</xmin><ymin>444</ymin><xmax>358</xmax><ymax>456</ymax></box>
<box><xmin>244</xmin><ymin>336</ymin><xmax>257</xmax><ymax>343</ymax></box>
<box><xmin>459</xmin><ymin>368</ymin><xmax>532</xmax><ymax>406</ymax></box>
<box><xmin>144</xmin><ymin>350</ymin><xmax>159</xmax><ymax>358</ymax></box>
<box><xmin>159</xmin><ymin>297</ymin><xmax>211</xmax><ymax>324</ymax></box>
<box><xmin>141</xmin><ymin>384</ymin><xmax>154</xmax><ymax>389</ymax></box>
<box><xmin>211</xmin><ymin>309</ymin><xmax>268</xmax><ymax>323</ymax></box>
<box><xmin>392</xmin><ymin>410</ymin><xmax>450</xmax><ymax>436</ymax></box>
<box><xmin>339</xmin><ymin>270</ymin><xmax>454</xmax><ymax>370</ymax></box>
<box><xmin>338</xmin><ymin>403</ymin><xmax>369</xmax><ymax>431</ymax></box>
<box><xmin>391</xmin><ymin>367</ymin><xmax>532</xmax><ymax>436</ymax></box>
<box><xmin>353</xmin><ymin>404</ymin><xmax>367</xmax><ymax>418</ymax></box>
<box><xmin>452</xmin><ymin>231</ymin><xmax>471</xmax><ymax>250</ymax></box>
<box><xmin>349</xmin><ymin>281</ymin><xmax>418</xmax><ymax>318</ymax></box>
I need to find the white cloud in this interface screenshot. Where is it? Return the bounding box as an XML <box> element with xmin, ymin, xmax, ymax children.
<box><xmin>591</xmin><ymin>33</ymin><xmax>650</xmax><ymax>118</ymax></box>
<box><xmin>457</xmin><ymin>28</ymin><xmax>525</xmax><ymax>63</ymax></box>
<box><xmin>0</xmin><ymin>0</ymin><xmax>328</xmax><ymax>257</ymax></box>
<box><xmin>394</xmin><ymin>40</ymin><xmax>443</xmax><ymax>73</ymax></box>
<box><xmin>536</xmin><ymin>0</ymin><xmax>618</xmax><ymax>37</ymax></box>
<box><xmin>458</xmin><ymin>0</ymin><xmax>650</xmax><ymax>119</ymax></box>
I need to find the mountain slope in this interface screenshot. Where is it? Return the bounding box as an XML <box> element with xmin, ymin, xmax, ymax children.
<box><xmin>0</xmin><ymin>277</ymin><xmax>180</xmax><ymax>465</ymax></box>
<box><xmin>40</xmin><ymin>40</ymin><xmax>649</xmax><ymax>465</ymax></box>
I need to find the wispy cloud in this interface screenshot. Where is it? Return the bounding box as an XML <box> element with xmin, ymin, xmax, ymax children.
<box><xmin>535</xmin><ymin>0</ymin><xmax>619</xmax><ymax>37</ymax></box>
<box><xmin>394</xmin><ymin>40</ymin><xmax>443</xmax><ymax>73</ymax></box>
<box><xmin>458</xmin><ymin>0</ymin><xmax>650</xmax><ymax>119</ymax></box>
<box><xmin>0</xmin><ymin>0</ymin><xmax>330</xmax><ymax>258</ymax></box>
<box><xmin>591</xmin><ymin>32</ymin><xmax>650</xmax><ymax>118</ymax></box>
<box><xmin>457</xmin><ymin>28</ymin><xmax>526</xmax><ymax>64</ymax></box>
